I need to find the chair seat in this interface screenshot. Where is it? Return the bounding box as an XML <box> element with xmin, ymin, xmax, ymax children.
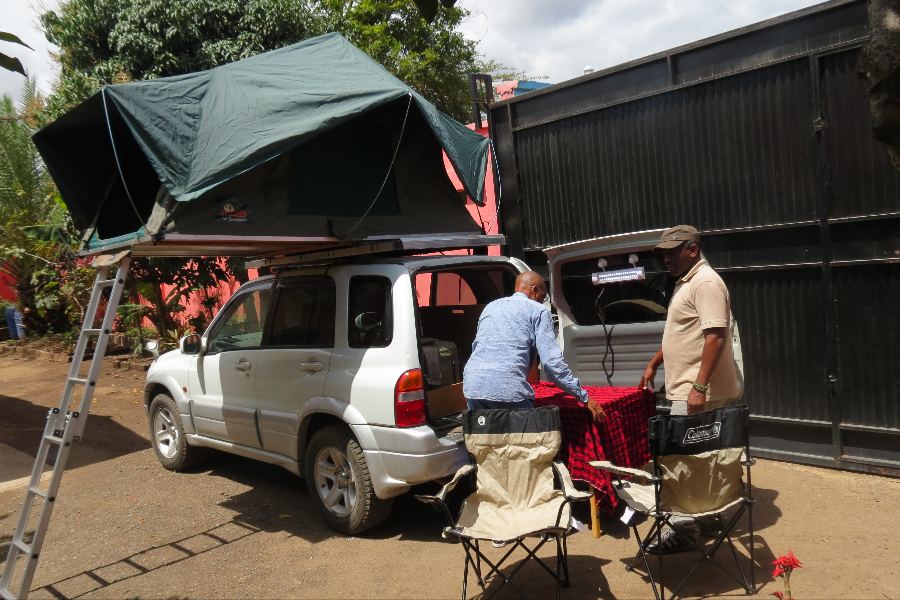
<box><xmin>614</xmin><ymin>478</ymin><xmax>745</xmax><ymax>518</ymax></box>
<box><xmin>446</xmin><ymin>490</ymin><xmax>571</xmax><ymax>543</ymax></box>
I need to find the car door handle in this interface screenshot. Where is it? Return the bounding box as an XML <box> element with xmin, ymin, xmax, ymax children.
<box><xmin>300</xmin><ymin>361</ymin><xmax>324</xmax><ymax>372</ymax></box>
<box><xmin>234</xmin><ymin>360</ymin><xmax>252</xmax><ymax>371</ymax></box>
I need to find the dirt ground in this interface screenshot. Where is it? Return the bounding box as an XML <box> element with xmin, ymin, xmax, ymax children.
<box><xmin>1</xmin><ymin>355</ymin><xmax>899</xmax><ymax>600</ymax></box>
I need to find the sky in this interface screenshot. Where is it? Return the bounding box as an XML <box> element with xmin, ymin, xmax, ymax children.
<box><xmin>1</xmin><ymin>0</ymin><xmax>59</xmax><ymax>100</ymax></box>
<box><xmin>2</xmin><ymin>0</ymin><xmax>826</xmax><ymax>102</ymax></box>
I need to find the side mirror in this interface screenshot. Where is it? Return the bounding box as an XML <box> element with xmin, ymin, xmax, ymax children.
<box><xmin>145</xmin><ymin>340</ymin><xmax>160</xmax><ymax>360</ymax></box>
<box><xmin>180</xmin><ymin>334</ymin><xmax>202</xmax><ymax>355</ymax></box>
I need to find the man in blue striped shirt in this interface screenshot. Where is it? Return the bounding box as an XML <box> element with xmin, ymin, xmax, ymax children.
<box><xmin>463</xmin><ymin>271</ymin><xmax>589</xmax><ymax>409</ymax></box>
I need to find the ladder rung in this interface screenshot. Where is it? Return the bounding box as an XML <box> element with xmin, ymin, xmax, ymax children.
<box><xmin>11</xmin><ymin>539</ymin><xmax>31</xmax><ymax>555</ymax></box>
<box><xmin>2</xmin><ymin>588</ymin><xmax>18</xmax><ymax>599</ymax></box>
<box><xmin>82</xmin><ymin>328</ymin><xmax>102</xmax><ymax>336</ymax></box>
<box><xmin>96</xmin><ymin>279</ymin><xmax>117</xmax><ymax>288</ymax></box>
<box><xmin>69</xmin><ymin>377</ymin><xmax>88</xmax><ymax>385</ymax></box>
<box><xmin>44</xmin><ymin>434</ymin><xmax>64</xmax><ymax>445</ymax></box>
<box><xmin>28</xmin><ymin>486</ymin><xmax>48</xmax><ymax>499</ymax></box>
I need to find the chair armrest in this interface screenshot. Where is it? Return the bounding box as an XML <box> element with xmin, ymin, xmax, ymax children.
<box><xmin>416</xmin><ymin>463</ymin><xmax>475</xmax><ymax>504</ymax></box>
<box><xmin>589</xmin><ymin>460</ymin><xmax>658</xmax><ymax>482</ymax></box>
<box><xmin>552</xmin><ymin>462</ymin><xmax>592</xmax><ymax>501</ymax></box>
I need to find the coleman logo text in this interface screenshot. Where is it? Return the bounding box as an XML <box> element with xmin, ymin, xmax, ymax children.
<box><xmin>683</xmin><ymin>422</ymin><xmax>721</xmax><ymax>444</ymax></box>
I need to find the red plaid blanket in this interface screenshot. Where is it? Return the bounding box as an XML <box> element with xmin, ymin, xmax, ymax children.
<box><xmin>533</xmin><ymin>382</ymin><xmax>655</xmax><ymax>514</ymax></box>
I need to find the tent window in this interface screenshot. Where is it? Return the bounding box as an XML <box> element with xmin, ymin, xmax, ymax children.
<box><xmin>288</xmin><ymin>114</ymin><xmax>401</xmax><ymax>217</ymax></box>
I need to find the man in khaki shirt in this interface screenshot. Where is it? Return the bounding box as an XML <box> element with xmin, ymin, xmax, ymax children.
<box><xmin>638</xmin><ymin>225</ymin><xmax>742</xmax><ymax>553</ymax></box>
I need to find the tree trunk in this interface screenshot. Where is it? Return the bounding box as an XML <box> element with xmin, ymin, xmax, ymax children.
<box><xmin>860</xmin><ymin>0</ymin><xmax>900</xmax><ymax>171</ymax></box>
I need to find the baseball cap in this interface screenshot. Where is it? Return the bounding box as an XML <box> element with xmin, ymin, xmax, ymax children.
<box><xmin>654</xmin><ymin>225</ymin><xmax>700</xmax><ymax>251</ymax></box>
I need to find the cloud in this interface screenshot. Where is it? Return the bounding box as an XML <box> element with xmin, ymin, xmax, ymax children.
<box><xmin>460</xmin><ymin>0</ymin><xmax>825</xmax><ymax>82</ymax></box>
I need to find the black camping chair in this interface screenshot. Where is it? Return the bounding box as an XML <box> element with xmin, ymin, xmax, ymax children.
<box><xmin>416</xmin><ymin>406</ymin><xmax>592</xmax><ymax>600</ymax></box>
<box><xmin>591</xmin><ymin>404</ymin><xmax>756</xmax><ymax>600</ymax></box>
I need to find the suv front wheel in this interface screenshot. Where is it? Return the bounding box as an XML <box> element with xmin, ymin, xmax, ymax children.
<box><xmin>148</xmin><ymin>393</ymin><xmax>208</xmax><ymax>471</ymax></box>
<box><xmin>305</xmin><ymin>425</ymin><xmax>393</xmax><ymax>534</ymax></box>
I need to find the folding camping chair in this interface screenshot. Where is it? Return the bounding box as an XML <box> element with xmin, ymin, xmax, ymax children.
<box><xmin>416</xmin><ymin>406</ymin><xmax>592</xmax><ymax>600</ymax></box>
<box><xmin>590</xmin><ymin>404</ymin><xmax>756</xmax><ymax>600</ymax></box>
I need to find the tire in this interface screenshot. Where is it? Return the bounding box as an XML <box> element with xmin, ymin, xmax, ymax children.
<box><xmin>148</xmin><ymin>393</ymin><xmax>208</xmax><ymax>471</ymax></box>
<box><xmin>305</xmin><ymin>424</ymin><xmax>393</xmax><ymax>535</ymax></box>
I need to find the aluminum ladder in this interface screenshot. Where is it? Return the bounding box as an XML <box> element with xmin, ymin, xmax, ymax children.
<box><xmin>0</xmin><ymin>258</ymin><xmax>130</xmax><ymax>600</ymax></box>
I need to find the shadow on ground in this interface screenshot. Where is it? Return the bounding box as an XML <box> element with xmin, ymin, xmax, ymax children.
<box><xmin>0</xmin><ymin>394</ymin><xmax>149</xmax><ymax>471</ymax></box>
<box><xmin>30</xmin><ymin>521</ymin><xmax>261</xmax><ymax>600</ymax></box>
<box><xmin>194</xmin><ymin>451</ymin><xmax>460</xmax><ymax>545</ymax></box>
<box><xmin>600</xmin><ymin>485</ymin><xmax>781</xmax><ymax>599</ymax></box>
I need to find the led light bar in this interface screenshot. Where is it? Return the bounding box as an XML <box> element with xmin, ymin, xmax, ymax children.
<box><xmin>592</xmin><ymin>266</ymin><xmax>646</xmax><ymax>285</ymax></box>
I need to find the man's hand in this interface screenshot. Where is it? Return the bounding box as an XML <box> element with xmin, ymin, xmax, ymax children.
<box><xmin>687</xmin><ymin>387</ymin><xmax>706</xmax><ymax>415</ymax></box>
<box><xmin>638</xmin><ymin>364</ymin><xmax>658</xmax><ymax>390</ymax></box>
<box><xmin>586</xmin><ymin>397</ymin><xmax>606</xmax><ymax>423</ymax></box>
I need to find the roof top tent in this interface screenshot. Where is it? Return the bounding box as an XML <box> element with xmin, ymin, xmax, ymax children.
<box><xmin>486</xmin><ymin>0</ymin><xmax>900</xmax><ymax>478</ymax></box>
<box><xmin>33</xmin><ymin>33</ymin><xmax>498</xmax><ymax>259</ymax></box>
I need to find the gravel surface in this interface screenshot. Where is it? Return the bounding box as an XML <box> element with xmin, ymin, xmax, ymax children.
<box><xmin>1</xmin><ymin>355</ymin><xmax>899</xmax><ymax>599</ymax></box>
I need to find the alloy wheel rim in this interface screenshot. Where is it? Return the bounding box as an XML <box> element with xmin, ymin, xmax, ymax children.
<box><xmin>154</xmin><ymin>408</ymin><xmax>179</xmax><ymax>459</ymax></box>
<box><xmin>313</xmin><ymin>446</ymin><xmax>356</xmax><ymax>517</ymax></box>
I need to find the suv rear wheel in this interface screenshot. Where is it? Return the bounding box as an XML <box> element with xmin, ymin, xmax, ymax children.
<box><xmin>149</xmin><ymin>393</ymin><xmax>208</xmax><ymax>471</ymax></box>
<box><xmin>305</xmin><ymin>425</ymin><xmax>393</xmax><ymax>534</ymax></box>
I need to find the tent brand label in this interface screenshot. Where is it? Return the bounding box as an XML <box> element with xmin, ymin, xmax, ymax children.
<box><xmin>683</xmin><ymin>422</ymin><xmax>721</xmax><ymax>444</ymax></box>
<box><xmin>217</xmin><ymin>202</ymin><xmax>251</xmax><ymax>223</ymax></box>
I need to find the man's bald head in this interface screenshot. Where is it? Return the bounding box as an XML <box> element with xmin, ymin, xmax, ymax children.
<box><xmin>515</xmin><ymin>271</ymin><xmax>547</xmax><ymax>303</ymax></box>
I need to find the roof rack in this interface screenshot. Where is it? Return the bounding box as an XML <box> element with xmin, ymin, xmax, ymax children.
<box><xmin>244</xmin><ymin>234</ymin><xmax>505</xmax><ymax>270</ymax></box>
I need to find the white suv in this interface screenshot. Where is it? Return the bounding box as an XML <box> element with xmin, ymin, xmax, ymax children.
<box><xmin>142</xmin><ymin>254</ymin><xmax>528</xmax><ymax>534</ymax></box>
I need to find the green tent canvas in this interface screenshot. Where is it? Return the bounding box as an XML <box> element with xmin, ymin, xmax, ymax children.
<box><xmin>33</xmin><ymin>33</ymin><xmax>493</xmax><ymax>257</ymax></box>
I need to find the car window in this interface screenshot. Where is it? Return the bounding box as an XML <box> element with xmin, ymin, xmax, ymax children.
<box><xmin>434</xmin><ymin>272</ymin><xmax>477</xmax><ymax>306</ymax></box>
<box><xmin>414</xmin><ymin>272</ymin><xmax>433</xmax><ymax>307</ymax></box>
<box><xmin>560</xmin><ymin>251</ymin><xmax>669</xmax><ymax>325</ymax></box>
<box><xmin>415</xmin><ymin>267</ymin><xmax>515</xmax><ymax>308</ymax></box>
<box><xmin>348</xmin><ymin>276</ymin><xmax>392</xmax><ymax>348</ymax></box>
<box><xmin>268</xmin><ymin>281</ymin><xmax>336</xmax><ymax>347</ymax></box>
<box><xmin>207</xmin><ymin>286</ymin><xmax>272</xmax><ymax>352</ymax></box>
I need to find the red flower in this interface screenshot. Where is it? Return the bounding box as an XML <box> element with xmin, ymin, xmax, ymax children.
<box><xmin>772</xmin><ymin>565</ymin><xmax>786</xmax><ymax>578</ymax></box>
<box><xmin>771</xmin><ymin>592</ymin><xmax>785</xmax><ymax>600</ymax></box>
<box><xmin>772</xmin><ymin>551</ymin><xmax>803</xmax><ymax>571</ymax></box>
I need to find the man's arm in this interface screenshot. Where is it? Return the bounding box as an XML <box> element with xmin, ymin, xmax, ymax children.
<box><xmin>687</xmin><ymin>327</ymin><xmax>727</xmax><ymax>414</ymax></box>
<box><xmin>638</xmin><ymin>347</ymin><xmax>664</xmax><ymax>390</ymax></box>
<box><xmin>534</xmin><ymin>310</ymin><xmax>589</xmax><ymax>403</ymax></box>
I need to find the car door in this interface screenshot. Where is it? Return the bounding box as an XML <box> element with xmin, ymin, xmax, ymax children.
<box><xmin>189</xmin><ymin>282</ymin><xmax>273</xmax><ymax>448</ymax></box>
<box><xmin>252</xmin><ymin>276</ymin><xmax>336</xmax><ymax>458</ymax></box>
<box><xmin>544</xmin><ymin>231</ymin><xmax>670</xmax><ymax>388</ymax></box>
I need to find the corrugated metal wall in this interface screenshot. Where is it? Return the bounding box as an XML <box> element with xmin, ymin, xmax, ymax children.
<box><xmin>833</xmin><ymin>263</ymin><xmax>900</xmax><ymax>430</ymax></box>
<box><xmin>516</xmin><ymin>59</ymin><xmax>820</xmax><ymax>248</ymax></box>
<box><xmin>489</xmin><ymin>0</ymin><xmax>900</xmax><ymax>475</ymax></box>
<box><xmin>723</xmin><ymin>268</ymin><xmax>830</xmax><ymax>422</ymax></box>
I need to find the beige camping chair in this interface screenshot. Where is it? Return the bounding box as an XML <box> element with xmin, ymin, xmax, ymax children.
<box><xmin>590</xmin><ymin>405</ymin><xmax>756</xmax><ymax>600</ymax></box>
<box><xmin>417</xmin><ymin>406</ymin><xmax>591</xmax><ymax>600</ymax></box>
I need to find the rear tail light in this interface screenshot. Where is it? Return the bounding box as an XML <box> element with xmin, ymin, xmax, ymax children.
<box><xmin>395</xmin><ymin>369</ymin><xmax>426</xmax><ymax>427</ymax></box>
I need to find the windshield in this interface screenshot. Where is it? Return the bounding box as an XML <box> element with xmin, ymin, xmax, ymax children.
<box><xmin>560</xmin><ymin>251</ymin><xmax>672</xmax><ymax>325</ymax></box>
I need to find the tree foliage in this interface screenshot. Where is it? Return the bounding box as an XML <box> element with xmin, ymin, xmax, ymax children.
<box><xmin>0</xmin><ymin>80</ymin><xmax>79</xmax><ymax>334</ymax></box>
<box><xmin>41</xmin><ymin>0</ymin><xmax>513</xmax><ymax>122</ymax></box>
<box><xmin>126</xmin><ymin>257</ymin><xmax>232</xmax><ymax>344</ymax></box>
<box><xmin>317</xmin><ymin>0</ymin><xmax>486</xmax><ymax>120</ymax></box>
<box><xmin>0</xmin><ymin>31</ymin><xmax>33</xmax><ymax>75</ymax></box>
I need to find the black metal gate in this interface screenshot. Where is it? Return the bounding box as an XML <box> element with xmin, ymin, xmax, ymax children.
<box><xmin>488</xmin><ymin>0</ymin><xmax>900</xmax><ymax>476</ymax></box>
